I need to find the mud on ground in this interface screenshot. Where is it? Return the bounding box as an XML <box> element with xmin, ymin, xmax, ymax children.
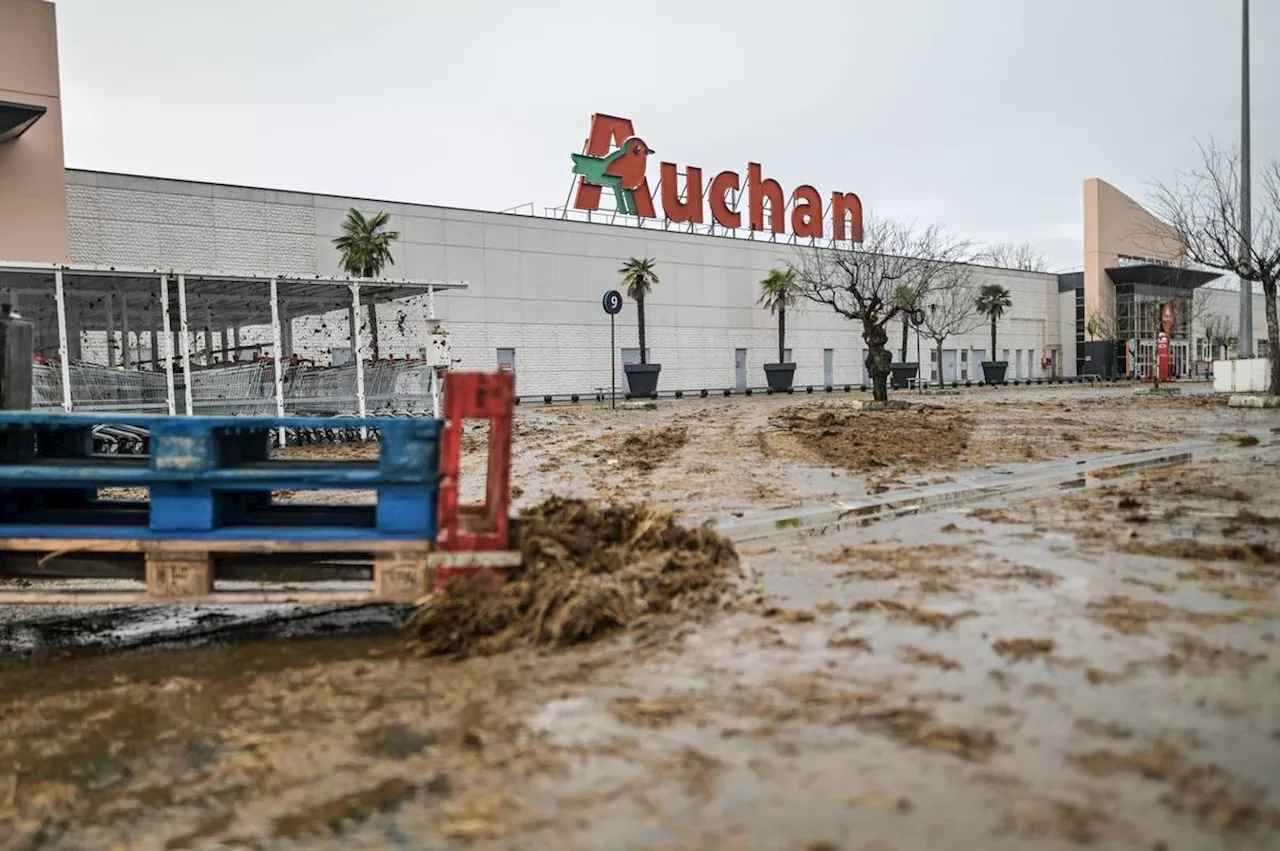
<box><xmin>2</xmin><ymin>386</ymin><xmax>1279</xmax><ymax>850</ymax></box>
<box><xmin>4</xmin><ymin>450</ymin><xmax>1278</xmax><ymax>849</ymax></box>
<box><xmin>277</xmin><ymin>385</ymin><xmax>1251</xmax><ymax>512</ymax></box>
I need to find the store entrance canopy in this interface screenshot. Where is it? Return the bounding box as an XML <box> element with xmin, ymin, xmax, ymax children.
<box><xmin>1105</xmin><ymin>263</ymin><xmax>1224</xmax><ymax>290</ymax></box>
<box><xmin>0</xmin><ymin>100</ymin><xmax>47</xmax><ymax>144</ymax></box>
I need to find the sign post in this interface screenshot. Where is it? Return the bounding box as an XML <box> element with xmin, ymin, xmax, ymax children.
<box><xmin>1157</xmin><ymin>300</ymin><xmax>1174</xmax><ymax>383</ymax></box>
<box><xmin>602</xmin><ymin>289</ymin><xmax>623</xmax><ymax>409</ymax></box>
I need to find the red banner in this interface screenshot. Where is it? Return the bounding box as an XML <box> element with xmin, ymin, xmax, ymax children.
<box><xmin>1157</xmin><ymin>332</ymin><xmax>1171</xmax><ymax>382</ymax></box>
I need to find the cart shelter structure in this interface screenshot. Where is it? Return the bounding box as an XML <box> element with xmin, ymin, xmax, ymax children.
<box><xmin>0</xmin><ymin>262</ymin><xmax>467</xmax><ymax>431</ymax></box>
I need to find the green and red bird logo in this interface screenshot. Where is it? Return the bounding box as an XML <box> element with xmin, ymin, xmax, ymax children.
<box><xmin>570</xmin><ymin>136</ymin><xmax>655</xmax><ymax>216</ymax></box>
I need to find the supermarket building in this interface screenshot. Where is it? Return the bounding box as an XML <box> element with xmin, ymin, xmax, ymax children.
<box><xmin>0</xmin><ymin>0</ymin><xmax>1266</xmax><ymax>402</ymax></box>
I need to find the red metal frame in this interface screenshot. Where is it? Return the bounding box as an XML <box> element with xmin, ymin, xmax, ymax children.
<box><xmin>436</xmin><ymin>372</ymin><xmax>514</xmax><ymax>583</ymax></box>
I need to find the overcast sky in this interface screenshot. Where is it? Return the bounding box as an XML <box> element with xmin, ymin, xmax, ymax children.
<box><xmin>53</xmin><ymin>0</ymin><xmax>1278</xmax><ymax>271</ymax></box>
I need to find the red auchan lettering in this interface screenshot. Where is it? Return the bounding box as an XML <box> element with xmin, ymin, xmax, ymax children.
<box><xmin>572</xmin><ymin>114</ymin><xmax>863</xmax><ymax>243</ymax></box>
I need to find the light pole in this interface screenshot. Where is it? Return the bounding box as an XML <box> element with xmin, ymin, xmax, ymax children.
<box><xmin>1239</xmin><ymin>0</ymin><xmax>1253</xmax><ymax>358</ymax></box>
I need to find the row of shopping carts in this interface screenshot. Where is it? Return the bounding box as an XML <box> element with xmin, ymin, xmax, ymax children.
<box><xmin>31</xmin><ymin>359</ymin><xmax>444</xmax><ymax>453</ymax></box>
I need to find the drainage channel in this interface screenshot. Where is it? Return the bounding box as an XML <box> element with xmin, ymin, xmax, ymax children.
<box><xmin>716</xmin><ymin>434</ymin><xmax>1276</xmax><ymax>545</ymax></box>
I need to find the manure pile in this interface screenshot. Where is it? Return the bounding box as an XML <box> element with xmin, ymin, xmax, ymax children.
<box><xmin>404</xmin><ymin>497</ymin><xmax>742</xmax><ymax>657</ymax></box>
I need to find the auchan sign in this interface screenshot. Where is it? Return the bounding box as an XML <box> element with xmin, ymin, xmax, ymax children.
<box><xmin>570</xmin><ymin>113</ymin><xmax>864</xmax><ymax>243</ymax></box>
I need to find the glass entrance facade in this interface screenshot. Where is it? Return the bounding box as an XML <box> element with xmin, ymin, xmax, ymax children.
<box><xmin>1114</xmin><ymin>282</ymin><xmax>1193</xmax><ymax>378</ymax></box>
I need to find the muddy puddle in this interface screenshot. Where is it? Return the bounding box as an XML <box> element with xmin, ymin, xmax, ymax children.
<box><xmin>0</xmin><ymin>632</ymin><xmax>609</xmax><ymax>849</ymax></box>
<box><xmin>0</xmin><ymin>498</ymin><xmax>751</xmax><ymax>850</ymax></box>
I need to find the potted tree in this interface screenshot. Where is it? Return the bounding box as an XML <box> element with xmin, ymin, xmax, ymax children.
<box><xmin>975</xmin><ymin>283</ymin><xmax>1012</xmax><ymax>384</ymax></box>
<box><xmin>889</xmin><ymin>283</ymin><xmax>920</xmax><ymax>389</ymax></box>
<box><xmin>333</xmin><ymin>208</ymin><xmax>401</xmax><ymax>361</ymax></box>
<box><xmin>619</xmin><ymin>257</ymin><xmax>661</xmax><ymax>397</ymax></box>
<box><xmin>758</xmin><ymin>267</ymin><xmax>800</xmax><ymax>392</ymax></box>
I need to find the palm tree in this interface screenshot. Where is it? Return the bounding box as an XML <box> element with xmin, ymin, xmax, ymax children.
<box><xmin>618</xmin><ymin>257</ymin><xmax>659</xmax><ymax>364</ymax></box>
<box><xmin>975</xmin><ymin>283</ymin><xmax>1013</xmax><ymax>361</ymax></box>
<box><xmin>333</xmin><ymin>209</ymin><xmax>400</xmax><ymax>361</ymax></box>
<box><xmin>758</xmin><ymin>267</ymin><xmax>800</xmax><ymax>363</ymax></box>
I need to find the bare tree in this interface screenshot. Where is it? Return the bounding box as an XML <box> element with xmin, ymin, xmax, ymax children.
<box><xmin>1190</xmin><ymin>287</ymin><xmax>1235</xmax><ymax>365</ymax></box>
<box><xmin>975</xmin><ymin>241</ymin><xmax>1050</xmax><ymax>272</ymax></box>
<box><xmin>1148</xmin><ymin>142</ymin><xmax>1280</xmax><ymax>395</ymax></box>
<box><xmin>1200</xmin><ymin>311</ymin><xmax>1236</xmax><ymax>362</ymax></box>
<box><xmin>1085</xmin><ymin>306</ymin><xmax>1119</xmax><ymax>344</ymax></box>
<box><xmin>792</xmin><ymin>213</ymin><xmax>971</xmax><ymax>403</ymax></box>
<box><xmin>918</xmin><ymin>268</ymin><xmax>984</xmax><ymax>385</ymax></box>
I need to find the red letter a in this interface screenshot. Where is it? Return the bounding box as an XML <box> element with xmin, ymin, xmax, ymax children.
<box><xmin>572</xmin><ymin>113</ymin><xmax>656</xmax><ymax>217</ymax></box>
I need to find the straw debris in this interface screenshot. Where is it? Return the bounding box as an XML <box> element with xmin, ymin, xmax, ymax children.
<box><xmin>403</xmin><ymin>497</ymin><xmax>740</xmax><ymax>657</ymax></box>
<box><xmin>849</xmin><ymin>599</ymin><xmax>976</xmax><ymax>630</ymax></box>
<box><xmin>1069</xmin><ymin>741</ymin><xmax>1280</xmax><ymax>833</ymax></box>
<box><xmin>992</xmin><ymin>637</ymin><xmax>1056</xmax><ymax>662</ymax></box>
<box><xmin>854</xmin><ymin>708</ymin><xmax>998</xmax><ymax>762</ymax></box>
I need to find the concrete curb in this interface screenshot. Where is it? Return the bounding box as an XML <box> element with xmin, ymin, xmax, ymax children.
<box><xmin>515</xmin><ymin>377</ymin><xmax>1197</xmax><ymax>408</ymax></box>
<box><xmin>716</xmin><ymin>437</ymin><xmax>1273</xmax><ymax>545</ymax></box>
<box><xmin>1229</xmin><ymin>394</ymin><xmax>1280</xmax><ymax>408</ymax></box>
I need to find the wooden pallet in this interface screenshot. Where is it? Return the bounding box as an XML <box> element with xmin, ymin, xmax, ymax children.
<box><xmin>0</xmin><ymin>538</ymin><xmax>521</xmax><ymax>604</ymax></box>
<box><xmin>0</xmin><ymin>411</ymin><xmax>442</xmax><ymax>537</ymax></box>
<box><xmin>0</xmin><ymin>372</ymin><xmax>521</xmax><ymax>607</ymax></box>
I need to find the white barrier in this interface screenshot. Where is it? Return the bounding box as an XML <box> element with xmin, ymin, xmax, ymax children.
<box><xmin>1213</xmin><ymin>358</ymin><xmax>1272</xmax><ymax>393</ymax></box>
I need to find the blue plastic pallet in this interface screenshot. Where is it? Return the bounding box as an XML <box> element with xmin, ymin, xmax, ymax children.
<box><xmin>0</xmin><ymin>412</ymin><xmax>443</xmax><ymax>540</ymax></box>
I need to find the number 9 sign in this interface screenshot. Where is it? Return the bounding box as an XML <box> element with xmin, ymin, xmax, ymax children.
<box><xmin>602</xmin><ymin>290</ymin><xmax>623</xmax><ymax>315</ymax></box>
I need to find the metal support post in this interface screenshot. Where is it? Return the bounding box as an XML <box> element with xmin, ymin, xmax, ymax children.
<box><xmin>53</xmin><ymin>269</ymin><xmax>72</xmax><ymax>411</ymax></box>
<box><xmin>177</xmin><ymin>274</ymin><xmax>194</xmax><ymax>416</ymax></box>
<box><xmin>351</xmin><ymin>283</ymin><xmax>369</xmax><ymax>440</ymax></box>
<box><xmin>1239</xmin><ymin>0</ymin><xmax>1253</xmax><ymax>358</ymax></box>
<box><xmin>269</xmin><ymin>278</ymin><xmax>286</xmax><ymax>446</ymax></box>
<box><xmin>160</xmin><ymin>275</ymin><xmax>176</xmax><ymax>415</ymax></box>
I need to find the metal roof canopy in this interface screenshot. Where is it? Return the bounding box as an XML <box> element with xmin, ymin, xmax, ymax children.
<box><xmin>0</xmin><ymin>262</ymin><xmax>468</xmax><ymax>331</ymax></box>
<box><xmin>1105</xmin><ymin>263</ymin><xmax>1224</xmax><ymax>290</ymax></box>
<box><xmin>0</xmin><ymin>262</ymin><xmax>466</xmax><ymax>428</ymax></box>
<box><xmin>0</xmin><ymin>100</ymin><xmax>46</xmax><ymax>144</ymax></box>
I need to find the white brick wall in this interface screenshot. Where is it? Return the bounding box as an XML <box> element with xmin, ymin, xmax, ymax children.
<box><xmin>65</xmin><ymin>170</ymin><xmax>1066</xmax><ymax>395</ymax></box>
<box><xmin>67</xmin><ymin>174</ymin><xmax>316</xmax><ymax>274</ymax></box>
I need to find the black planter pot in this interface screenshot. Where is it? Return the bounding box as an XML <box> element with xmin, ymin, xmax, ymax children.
<box><xmin>889</xmin><ymin>362</ymin><xmax>919</xmax><ymax>390</ymax></box>
<box><xmin>763</xmin><ymin>363</ymin><xmax>796</xmax><ymax>392</ymax></box>
<box><xmin>624</xmin><ymin>363</ymin><xmax>662</xmax><ymax>397</ymax></box>
<box><xmin>981</xmin><ymin>361</ymin><xmax>1008</xmax><ymax>385</ymax></box>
